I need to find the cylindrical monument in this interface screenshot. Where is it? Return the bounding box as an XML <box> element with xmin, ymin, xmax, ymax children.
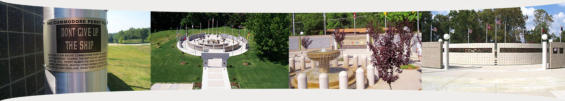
<box><xmin>44</xmin><ymin>8</ymin><xmax>108</xmax><ymax>93</ymax></box>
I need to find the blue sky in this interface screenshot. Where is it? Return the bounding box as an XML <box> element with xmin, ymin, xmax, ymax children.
<box><xmin>431</xmin><ymin>2</ymin><xmax>565</xmax><ymax>37</ymax></box>
<box><xmin>106</xmin><ymin>10</ymin><xmax>150</xmax><ymax>33</ymax></box>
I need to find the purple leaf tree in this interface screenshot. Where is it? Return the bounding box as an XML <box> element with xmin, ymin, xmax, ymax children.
<box><xmin>301</xmin><ymin>36</ymin><xmax>313</xmax><ymax>49</ymax></box>
<box><xmin>367</xmin><ymin>20</ymin><xmax>414</xmax><ymax>89</ymax></box>
<box><xmin>333</xmin><ymin>28</ymin><xmax>346</xmax><ymax>49</ymax></box>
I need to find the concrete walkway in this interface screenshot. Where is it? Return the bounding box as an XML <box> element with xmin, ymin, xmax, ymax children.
<box><xmin>201</xmin><ymin>67</ymin><xmax>231</xmax><ymax>90</ymax></box>
<box><xmin>150</xmin><ymin>83</ymin><xmax>193</xmax><ymax>90</ymax></box>
<box><xmin>423</xmin><ymin>64</ymin><xmax>565</xmax><ymax>97</ymax></box>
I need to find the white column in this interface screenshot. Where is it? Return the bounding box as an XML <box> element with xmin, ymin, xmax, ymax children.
<box><xmin>542</xmin><ymin>34</ymin><xmax>548</xmax><ymax>69</ymax></box>
<box><xmin>319</xmin><ymin>73</ymin><xmax>329</xmax><ymax>89</ymax></box>
<box><xmin>343</xmin><ymin>54</ymin><xmax>349</xmax><ymax>68</ymax></box>
<box><xmin>297</xmin><ymin>72</ymin><xmax>307</xmax><ymax>89</ymax></box>
<box><xmin>352</xmin><ymin>55</ymin><xmax>358</xmax><ymax>69</ymax></box>
<box><xmin>310</xmin><ymin>60</ymin><xmax>316</xmax><ymax>69</ymax></box>
<box><xmin>361</xmin><ymin>56</ymin><xmax>367</xmax><ymax>69</ymax></box>
<box><xmin>366</xmin><ymin>64</ymin><xmax>375</xmax><ymax>86</ymax></box>
<box><xmin>331</xmin><ymin>59</ymin><xmax>338</xmax><ymax>67</ymax></box>
<box><xmin>443</xmin><ymin>34</ymin><xmax>450</xmax><ymax>70</ymax></box>
<box><xmin>300</xmin><ymin>56</ymin><xmax>306</xmax><ymax>71</ymax></box>
<box><xmin>289</xmin><ymin>57</ymin><xmax>295</xmax><ymax>72</ymax></box>
<box><xmin>356</xmin><ymin>68</ymin><xmax>365</xmax><ymax>89</ymax></box>
<box><xmin>339</xmin><ymin>71</ymin><xmax>348</xmax><ymax>89</ymax></box>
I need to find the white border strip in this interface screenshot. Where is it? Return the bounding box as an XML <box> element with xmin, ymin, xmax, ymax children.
<box><xmin>6</xmin><ymin>90</ymin><xmax>562</xmax><ymax>101</ymax></box>
<box><xmin>2</xmin><ymin>0</ymin><xmax>564</xmax><ymax>12</ymax></box>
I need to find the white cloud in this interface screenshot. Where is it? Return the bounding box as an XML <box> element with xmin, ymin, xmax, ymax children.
<box><xmin>550</xmin><ymin>12</ymin><xmax>565</xmax><ymax>37</ymax></box>
<box><xmin>558</xmin><ymin>1</ymin><xmax>565</xmax><ymax>7</ymax></box>
<box><xmin>472</xmin><ymin>8</ymin><xmax>483</xmax><ymax>12</ymax></box>
<box><xmin>521</xmin><ymin>6</ymin><xmax>536</xmax><ymax>30</ymax></box>
<box><xmin>435</xmin><ymin>10</ymin><xmax>450</xmax><ymax>15</ymax></box>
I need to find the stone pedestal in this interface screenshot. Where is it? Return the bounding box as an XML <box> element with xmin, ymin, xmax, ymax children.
<box><xmin>339</xmin><ymin>71</ymin><xmax>348</xmax><ymax>89</ymax></box>
<box><xmin>356</xmin><ymin>68</ymin><xmax>364</xmax><ymax>89</ymax></box>
<box><xmin>319</xmin><ymin>73</ymin><xmax>329</xmax><ymax>89</ymax></box>
<box><xmin>297</xmin><ymin>72</ymin><xmax>307</xmax><ymax>89</ymax></box>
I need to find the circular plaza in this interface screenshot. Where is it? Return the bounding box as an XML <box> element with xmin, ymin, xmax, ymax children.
<box><xmin>177</xmin><ymin>33</ymin><xmax>248</xmax><ymax>56</ymax></box>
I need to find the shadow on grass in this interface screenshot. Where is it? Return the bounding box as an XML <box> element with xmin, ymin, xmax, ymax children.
<box><xmin>107</xmin><ymin>73</ymin><xmax>133</xmax><ymax>91</ymax></box>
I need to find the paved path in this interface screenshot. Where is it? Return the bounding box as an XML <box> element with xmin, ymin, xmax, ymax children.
<box><xmin>201</xmin><ymin>67</ymin><xmax>231</xmax><ymax>90</ymax></box>
<box><xmin>150</xmin><ymin>83</ymin><xmax>193</xmax><ymax>90</ymax></box>
<box><xmin>423</xmin><ymin>64</ymin><xmax>565</xmax><ymax>97</ymax></box>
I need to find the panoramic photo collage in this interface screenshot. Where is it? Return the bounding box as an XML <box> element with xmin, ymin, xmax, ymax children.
<box><xmin>4</xmin><ymin>0</ymin><xmax>565</xmax><ymax>99</ymax></box>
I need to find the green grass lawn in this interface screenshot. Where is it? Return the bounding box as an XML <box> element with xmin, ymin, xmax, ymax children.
<box><xmin>107</xmin><ymin>44</ymin><xmax>151</xmax><ymax>91</ymax></box>
<box><xmin>151</xmin><ymin>27</ymin><xmax>288</xmax><ymax>88</ymax></box>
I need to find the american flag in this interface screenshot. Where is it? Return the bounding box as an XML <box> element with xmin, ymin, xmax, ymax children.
<box><xmin>433</xmin><ymin>27</ymin><xmax>437</xmax><ymax>32</ymax></box>
<box><xmin>353</xmin><ymin>12</ymin><xmax>356</xmax><ymax>19</ymax></box>
<box><xmin>468</xmin><ymin>28</ymin><xmax>472</xmax><ymax>34</ymax></box>
<box><xmin>496</xmin><ymin>18</ymin><xmax>501</xmax><ymax>25</ymax></box>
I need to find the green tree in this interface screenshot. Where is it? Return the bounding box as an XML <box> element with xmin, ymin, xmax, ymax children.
<box><xmin>432</xmin><ymin>14</ymin><xmax>452</xmax><ymax>40</ymax></box>
<box><xmin>527</xmin><ymin>9</ymin><xmax>553</xmax><ymax>43</ymax></box>
<box><xmin>244</xmin><ymin>13</ymin><xmax>290</xmax><ymax>63</ymax></box>
<box><xmin>295</xmin><ymin>13</ymin><xmax>324</xmax><ymax>35</ymax></box>
<box><xmin>449</xmin><ymin>10</ymin><xmax>487</xmax><ymax>43</ymax></box>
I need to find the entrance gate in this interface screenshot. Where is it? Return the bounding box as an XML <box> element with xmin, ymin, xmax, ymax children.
<box><xmin>422</xmin><ymin>42</ymin><xmax>557</xmax><ymax>67</ymax></box>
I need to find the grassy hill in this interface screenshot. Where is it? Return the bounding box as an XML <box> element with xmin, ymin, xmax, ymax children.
<box><xmin>107</xmin><ymin>44</ymin><xmax>151</xmax><ymax>91</ymax></box>
<box><xmin>150</xmin><ymin>27</ymin><xmax>288</xmax><ymax>88</ymax></box>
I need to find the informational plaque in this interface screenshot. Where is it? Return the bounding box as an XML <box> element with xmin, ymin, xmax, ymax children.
<box><xmin>44</xmin><ymin>18</ymin><xmax>108</xmax><ymax>72</ymax></box>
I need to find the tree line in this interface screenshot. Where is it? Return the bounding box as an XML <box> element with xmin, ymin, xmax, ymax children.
<box><xmin>292</xmin><ymin>8</ymin><xmax>561</xmax><ymax>43</ymax></box>
<box><xmin>151</xmin><ymin>12</ymin><xmax>247</xmax><ymax>32</ymax></box>
<box><xmin>108</xmin><ymin>27</ymin><xmax>151</xmax><ymax>43</ymax></box>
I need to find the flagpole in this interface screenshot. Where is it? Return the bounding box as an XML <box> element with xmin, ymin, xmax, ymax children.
<box><xmin>323</xmin><ymin>12</ymin><xmax>326</xmax><ymax>35</ymax></box>
<box><xmin>384</xmin><ymin>12</ymin><xmax>387</xmax><ymax>28</ymax></box>
<box><xmin>431</xmin><ymin>16</ymin><xmax>434</xmax><ymax>42</ymax></box>
<box><xmin>486</xmin><ymin>24</ymin><xmax>488</xmax><ymax>43</ymax></box>
<box><xmin>353</xmin><ymin>13</ymin><xmax>356</xmax><ymax>35</ymax></box>
<box><xmin>293</xmin><ymin>13</ymin><xmax>295</xmax><ymax>36</ymax></box>
<box><xmin>468</xmin><ymin>28</ymin><xmax>470</xmax><ymax>44</ymax></box>
<box><xmin>417</xmin><ymin>11</ymin><xmax>420</xmax><ymax>33</ymax></box>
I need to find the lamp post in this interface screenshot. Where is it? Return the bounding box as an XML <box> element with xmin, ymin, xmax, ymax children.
<box><xmin>542</xmin><ymin>34</ymin><xmax>548</xmax><ymax>70</ymax></box>
<box><xmin>443</xmin><ymin>34</ymin><xmax>450</xmax><ymax>70</ymax></box>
